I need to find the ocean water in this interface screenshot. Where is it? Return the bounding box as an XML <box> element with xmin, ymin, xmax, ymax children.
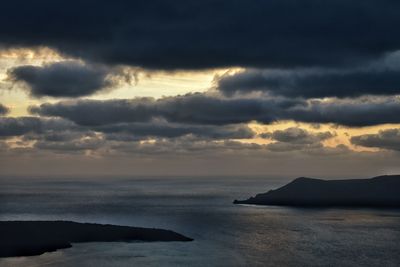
<box><xmin>0</xmin><ymin>176</ymin><xmax>400</xmax><ymax>267</ymax></box>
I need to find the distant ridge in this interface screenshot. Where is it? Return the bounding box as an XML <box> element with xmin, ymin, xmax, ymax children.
<box><xmin>234</xmin><ymin>175</ymin><xmax>400</xmax><ymax>207</ymax></box>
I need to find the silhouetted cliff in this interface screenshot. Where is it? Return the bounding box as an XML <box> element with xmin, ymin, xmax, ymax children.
<box><xmin>234</xmin><ymin>175</ymin><xmax>400</xmax><ymax>207</ymax></box>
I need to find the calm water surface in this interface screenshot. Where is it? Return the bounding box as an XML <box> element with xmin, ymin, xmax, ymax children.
<box><xmin>0</xmin><ymin>176</ymin><xmax>399</xmax><ymax>267</ymax></box>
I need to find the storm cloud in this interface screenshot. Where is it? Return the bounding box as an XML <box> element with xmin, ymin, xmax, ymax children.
<box><xmin>8</xmin><ymin>61</ymin><xmax>112</xmax><ymax>97</ymax></box>
<box><xmin>1</xmin><ymin>1</ymin><xmax>400</xmax><ymax>70</ymax></box>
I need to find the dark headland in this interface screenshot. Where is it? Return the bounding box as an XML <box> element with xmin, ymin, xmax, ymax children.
<box><xmin>0</xmin><ymin>221</ymin><xmax>193</xmax><ymax>258</ymax></box>
<box><xmin>234</xmin><ymin>175</ymin><xmax>400</xmax><ymax>207</ymax></box>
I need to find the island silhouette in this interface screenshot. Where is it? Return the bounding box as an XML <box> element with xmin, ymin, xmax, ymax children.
<box><xmin>234</xmin><ymin>175</ymin><xmax>400</xmax><ymax>207</ymax></box>
<box><xmin>0</xmin><ymin>221</ymin><xmax>193</xmax><ymax>258</ymax></box>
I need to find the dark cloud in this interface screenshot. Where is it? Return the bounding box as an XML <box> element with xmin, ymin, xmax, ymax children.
<box><xmin>265</xmin><ymin>141</ymin><xmax>349</xmax><ymax>155</ymax></box>
<box><xmin>30</xmin><ymin>94</ymin><xmax>400</xmax><ymax>127</ymax></box>
<box><xmin>30</xmin><ymin>94</ymin><xmax>304</xmax><ymax>126</ymax></box>
<box><xmin>99</xmin><ymin>122</ymin><xmax>255</xmax><ymax>140</ymax></box>
<box><xmin>0</xmin><ymin>117</ymin><xmax>75</xmax><ymax>137</ymax></box>
<box><xmin>0</xmin><ymin>104</ymin><xmax>9</xmax><ymax>116</ymax></box>
<box><xmin>1</xmin><ymin>1</ymin><xmax>400</xmax><ymax>70</ymax></box>
<box><xmin>0</xmin><ymin>117</ymin><xmax>254</xmax><ymax>148</ymax></box>
<box><xmin>8</xmin><ymin>61</ymin><xmax>112</xmax><ymax>97</ymax></box>
<box><xmin>0</xmin><ymin>121</ymin><xmax>256</xmax><ymax>154</ymax></box>
<box><xmin>218</xmin><ymin>68</ymin><xmax>400</xmax><ymax>98</ymax></box>
<box><xmin>269</xmin><ymin>127</ymin><xmax>334</xmax><ymax>145</ymax></box>
<box><xmin>287</xmin><ymin>98</ymin><xmax>400</xmax><ymax>126</ymax></box>
<box><xmin>30</xmin><ymin>98</ymin><xmax>157</xmax><ymax>125</ymax></box>
<box><xmin>34</xmin><ymin>136</ymin><xmax>105</xmax><ymax>152</ymax></box>
<box><xmin>24</xmin><ymin>129</ymin><xmax>256</xmax><ymax>154</ymax></box>
<box><xmin>22</xmin><ymin>130</ymin><xmax>97</xmax><ymax>143</ymax></box>
<box><xmin>108</xmin><ymin>138</ymin><xmax>264</xmax><ymax>156</ymax></box>
<box><xmin>351</xmin><ymin>129</ymin><xmax>400</xmax><ymax>151</ymax></box>
<box><xmin>264</xmin><ymin>127</ymin><xmax>334</xmax><ymax>152</ymax></box>
<box><xmin>266</xmin><ymin>142</ymin><xmax>323</xmax><ymax>152</ymax></box>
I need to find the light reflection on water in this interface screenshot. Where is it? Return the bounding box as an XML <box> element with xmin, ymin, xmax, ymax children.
<box><xmin>0</xmin><ymin>176</ymin><xmax>400</xmax><ymax>267</ymax></box>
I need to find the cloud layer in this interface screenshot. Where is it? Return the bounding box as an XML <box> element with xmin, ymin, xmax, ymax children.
<box><xmin>218</xmin><ymin>68</ymin><xmax>400</xmax><ymax>98</ymax></box>
<box><xmin>1</xmin><ymin>1</ymin><xmax>400</xmax><ymax>70</ymax></box>
<box><xmin>0</xmin><ymin>117</ymin><xmax>255</xmax><ymax>140</ymax></box>
<box><xmin>29</xmin><ymin>94</ymin><xmax>303</xmax><ymax>126</ymax></box>
<box><xmin>30</xmin><ymin>94</ymin><xmax>400</xmax><ymax>127</ymax></box>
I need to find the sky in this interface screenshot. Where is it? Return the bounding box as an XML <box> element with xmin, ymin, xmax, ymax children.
<box><xmin>1</xmin><ymin>0</ymin><xmax>400</xmax><ymax>177</ymax></box>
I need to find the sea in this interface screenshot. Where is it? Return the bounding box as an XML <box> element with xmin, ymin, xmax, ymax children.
<box><xmin>0</xmin><ymin>176</ymin><xmax>399</xmax><ymax>267</ymax></box>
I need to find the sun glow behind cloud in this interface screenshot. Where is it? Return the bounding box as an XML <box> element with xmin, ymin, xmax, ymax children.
<box><xmin>0</xmin><ymin>48</ymin><xmax>240</xmax><ymax>116</ymax></box>
<box><xmin>1</xmin><ymin>48</ymin><xmax>399</xmax><ymax>153</ymax></box>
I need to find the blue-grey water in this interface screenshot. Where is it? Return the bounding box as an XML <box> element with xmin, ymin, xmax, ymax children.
<box><xmin>1</xmin><ymin>176</ymin><xmax>400</xmax><ymax>267</ymax></box>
